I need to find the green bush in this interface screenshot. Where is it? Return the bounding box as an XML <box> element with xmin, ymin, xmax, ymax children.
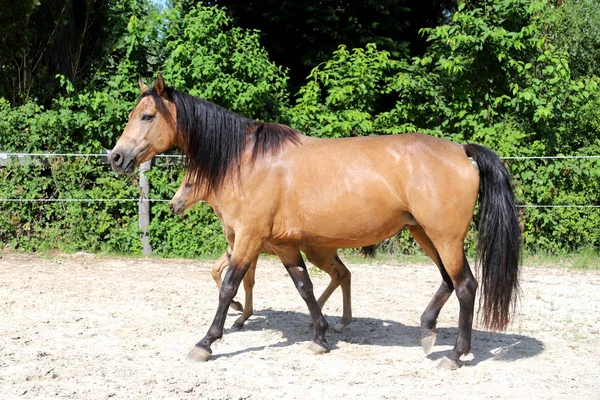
<box><xmin>2</xmin><ymin>0</ymin><xmax>600</xmax><ymax>257</ymax></box>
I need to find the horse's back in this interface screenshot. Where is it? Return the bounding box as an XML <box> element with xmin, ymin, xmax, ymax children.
<box><xmin>262</xmin><ymin>133</ymin><xmax>479</xmax><ymax>248</ymax></box>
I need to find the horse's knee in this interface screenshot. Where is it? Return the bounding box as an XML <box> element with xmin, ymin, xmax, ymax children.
<box><xmin>219</xmin><ymin>282</ymin><xmax>238</xmax><ymax>302</ymax></box>
<box><xmin>295</xmin><ymin>280</ymin><xmax>314</xmax><ymax>299</ymax></box>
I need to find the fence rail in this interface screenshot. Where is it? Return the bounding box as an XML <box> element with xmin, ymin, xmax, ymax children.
<box><xmin>1</xmin><ymin>152</ymin><xmax>598</xmax><ymax>206</ymax></box>
<box><xmin>2</xmin><ymin>152</ymin><xmax>600</xmax><ymax>253</ymax></box>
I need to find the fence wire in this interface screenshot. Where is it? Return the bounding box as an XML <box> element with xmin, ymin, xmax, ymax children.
<box><xmin>1</xmin><ymin>152</ymin><xmax>599</xmax><ymax>208</ymax></box>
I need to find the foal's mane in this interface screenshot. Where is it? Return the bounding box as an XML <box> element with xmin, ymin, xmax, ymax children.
<box><xmin>141</xmin><ymin>87</ymin><xmax>300</xmax><ymax>193</ymax></box>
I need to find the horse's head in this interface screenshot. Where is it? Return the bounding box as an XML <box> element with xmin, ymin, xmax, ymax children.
<box><xmin>109</xmin><ymin>73</ymin><xmax>178</xmax><ymax>174</ymax></box>
<box><xmin>169</xmin><ymin>171</ymin><xmax>203</xmax><ymax>215</ymax></box>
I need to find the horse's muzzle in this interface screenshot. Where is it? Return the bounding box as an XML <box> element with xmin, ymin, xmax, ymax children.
<box><xmin>170</xmin><ymin>199</ymin><xmax>185</xmax><ymax>215</ymax></box>
<box><xmin>109</xmin><ymin>150</ymin><xmax>135</xmax><ymax>174</ymax></box>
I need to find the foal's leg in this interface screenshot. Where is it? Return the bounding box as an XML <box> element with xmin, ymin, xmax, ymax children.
<box><xmin>188</xmin><ymin>237</ymin><xmax>262</xmax><ymax>362</ymax></box>
<box><xmin>327</xmin><ymin>254</ymin><xmax>352</xmax><ymax>332</ymax></box>
<box><xmin>304</xmin><ymin>247</ymin><xmax>352</xmax><ymax>331</ymax></box>
<box><xmin>212</xmin><ymin>248</ymin><xmax>243</xmax><ymax>312</ymax></box>
<box><xmin>408</xmin><ymin>226</ymin><xmax>454</xmax><ymax>353</ymax></box>
<box><xmin>276</xmin><ymin>246</ymin><xmax>330</xmax><ymax>354</ymax></box>
<box><xmin>232</xmin><ymin>259</ymin><xmax>257</xmax><ymax>329</ymax></box>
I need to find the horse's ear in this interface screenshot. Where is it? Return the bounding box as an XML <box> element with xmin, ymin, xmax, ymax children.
<box><xmin>138</xmin><ymin>77</ymin><xmax>149</xmax><ymax>93</ymax></box>
<box><xmin>155</xmin><ymin>72</ymin><xmax>165</xmax><ymax>97</ymax></box>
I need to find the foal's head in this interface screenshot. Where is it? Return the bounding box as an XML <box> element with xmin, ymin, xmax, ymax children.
<box><xmin>110</xmin><ymin>74</ymin><xmax>178</xmax><ymax>173</ymax></box>
<box><xmin>170</xmin><ymin>172</ymin><xmax>204</xmax><ymax>215</ymax></box>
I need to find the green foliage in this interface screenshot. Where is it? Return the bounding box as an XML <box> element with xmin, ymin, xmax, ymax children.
<box><xmin>145</xmin><ymin>163</ymin><xmax>229</xmax><ymax>257</ymax></box>
<box><xmin>289</xmin><ymin>44</ymin><xmax>397</xmax><ymax>137</ymax></box>
<box><xmin>550</xmin><ymin>0</ymin><xmax>600</xmax><ymax>79</ymax></box>
<box><xmin>2</xmin><ymin>0</ymin><xmax>600</xmax><ymax>257</ymax></box>
<box><xmin>161</xmin><ymin>4</ymin><xmax>289</xmax><ymax>120</ymax></box>
<box><xmin>196</xmin><ymin>0</ymin><xmax>453</xmax><ymax>91</ymax></box>
<box><xmin>288</xmin><ymin>0</ymin><xmax>600</xmax><ymax>254</ymax></box>
<box><xmin>0</xmin><ymin>159</ymin><xmax>141</xmax><ymax>253</ymax></box>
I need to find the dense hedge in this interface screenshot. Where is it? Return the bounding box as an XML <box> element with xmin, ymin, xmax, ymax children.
<box><xmin>1</xmin><ymin>0</ymin><xmax>600</xmax><ymax>257</ymax></box>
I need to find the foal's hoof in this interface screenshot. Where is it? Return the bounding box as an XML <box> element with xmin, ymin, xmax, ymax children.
<box><xmin>333</xmin><ymin>320</ymin><xmax>351</xmax><ymax>332</ymax></box>
<box><xmin>187</xmin><ymin>345</ymin><xmax>212</xmax><ymax>362</ymax></box>
<box><xmin>437</xmin><ymin>356</ymin><xmax>460</xmax><ymax>370</ymax></box>
<box><xmin>307</xmin><ymin>342</ymin><xmax>329</xmax><ymax>355</ymax></box>
<box><xmin>232</xmin><ymin>320</ymin><xmax>245</xmax><ymax>330</ymax></box>
<box><xmin>421</xmin><ymin>333</ymin><xmax>437</xmax><ymax>354</ymax></box>
<box><xmin>230</xmin><ymin>300</ymin><xmax>243</xmax><ymax>312</ymax></box>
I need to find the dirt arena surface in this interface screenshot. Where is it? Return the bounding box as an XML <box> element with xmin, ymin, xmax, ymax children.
<box><xmin>1</xmin><ymin>252</ymin><xmax>599</xmax><ymax>399</ymax></box>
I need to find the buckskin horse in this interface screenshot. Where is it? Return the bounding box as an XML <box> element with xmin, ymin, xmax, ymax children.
<box><xmin>171</xmin><ymin>170</ymin><xmax>377</xmax><ymax>332</ymax></box>
<box><xmin>109</xmin><ymin>74</ymin><xmax>521</xmax><ymax>369</ymax></box>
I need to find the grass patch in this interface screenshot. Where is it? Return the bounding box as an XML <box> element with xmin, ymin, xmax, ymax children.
<box><xmin>523</xmin><ymin>248</ymin><xmax>600</xmax><ymax>270</ymax></box>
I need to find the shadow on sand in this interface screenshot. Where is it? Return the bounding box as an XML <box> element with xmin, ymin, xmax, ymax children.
<box><xmin>211</xmin><ymin>308</ymin><xmax>544</xmax><ymax>365</ymax></box>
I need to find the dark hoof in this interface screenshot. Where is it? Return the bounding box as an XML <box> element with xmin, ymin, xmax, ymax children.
<box><xmin>230</xmin><ymin>300</ymin><xmax>243</xmax><ymax>312</ymax></box>
<box><xmin>232</xmin><ymin>321</ymin><xmax>244</xmax><ymax>330</ymax></box>
<box><xmin>307</xmin><ymin>341</ymin><xmax>329</xmax><ymax>355</ymax></box>
<box><xmin>421</xmin><ymin>333</ymin><xmax>437</xmax><ymax>354</ymax></box>
<box><xmin>187</xmin><ymin>345</ymin><xmax>212</xmax><ymax>362</ymax></box>
<box><xmin>437</xmin><ymin>356</ymin><xmax>460</xmax><ymax>370</ymax></box>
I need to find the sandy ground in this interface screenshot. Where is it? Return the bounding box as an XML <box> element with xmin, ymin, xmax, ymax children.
<box><xmin>1</xmin><ymin>252</ymin><xmax>599</xmax><ymax>400</ymax></box>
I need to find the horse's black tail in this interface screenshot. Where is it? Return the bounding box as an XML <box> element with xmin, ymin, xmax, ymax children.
<box><xmin>464</xmin><ymin>144</ymin><xmax>521</xmax><ymax>331</ymax></box>
<box><xmin>360</xmin><ymin>245</ymin><xmax>377</xmax><ymax>258</ymax></box>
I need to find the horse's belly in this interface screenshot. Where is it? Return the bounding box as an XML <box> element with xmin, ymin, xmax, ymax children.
<box><xmin>276</xmin><ymin>204</ymin><xmax>415</xmax><ymax>248</ymax></box>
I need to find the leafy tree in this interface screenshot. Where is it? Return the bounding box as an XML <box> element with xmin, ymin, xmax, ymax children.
<box><xmin>549</xmin><ymin>0</ymin><xmax>600</xmax><ymax>78</ymax></box>
<box><xmin>199</xmin><ymin>0</ymin><xmax>455</xmax><ymax>91</ymax></box>
<box><xmin>161</xmin><ymin>4</ymin><xmax>289</xmax><ymax>120</ymax></box>
<box><xmin>0</xmin><ymin>0</ymin><xmax>119</xmax><ymax>105</ymax></box>
<box><xmin>288</xmin><ymin>0</ymin><xmax>600</xmax><ymax>252</ymax></box>
<box><xmin>289</xmin><ymin>44</ymin><xmax>397</xmax><ymax>137</ymax></box>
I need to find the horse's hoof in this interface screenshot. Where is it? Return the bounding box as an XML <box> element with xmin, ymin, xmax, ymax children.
<box><xmin>230</xmin><ymin>301</ymin><xmax>243</xmax><ymax>312</ymax></box>
<box><xmin>333</xmin><ymin>320</ymin><xmax>350</xmax><ymax>332</ymax></box>
<box><xmin>437</xmin><ymin>356</ymin><xmax>460</xmax><ymax>370</ymax></box>
<box><xmin>421</xmin><ymin>333</ymin><xmax>437</xmax><ymax>354</ymax></box>
<box><xmin>232</xmin><ymin>320</ymin><xmax>245</xmax><ymax>330</ymax></box>
<box><xmin>307</xmin><ymin>342</ymin><xmax>329</xmax><ymax>355</ymax></box>
<box><xmin>187</xmin><ymin>345</ymin><xmax>212</xmax><ymax>362</ymax></box>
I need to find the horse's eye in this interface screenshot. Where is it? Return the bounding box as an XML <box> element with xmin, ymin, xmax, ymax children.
<box><xmin>141</xmin><ymin>114</ymin><xmax>155</xmax><ymax>122</ymax></box>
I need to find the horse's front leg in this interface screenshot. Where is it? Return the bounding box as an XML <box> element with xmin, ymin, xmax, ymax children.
<box><xmin>211</xmin><ymin>248</ymin><xmax>244</xmax><ymax>312</ymax></box>
<box><xmin>276</xmin><ymin>245</ymin><xmax>330</xmax><ymax>355</ymax></box>
<box><xmin>188</xmin><ymin>237</ymin><xmax>262</xmax><ymax>362</ymax></box>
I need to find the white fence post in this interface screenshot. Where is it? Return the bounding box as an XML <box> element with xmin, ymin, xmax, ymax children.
<box><xmin>139</xmin><ymin>159</ymin><xmax>153</xmax><ymax>256</ymax></box>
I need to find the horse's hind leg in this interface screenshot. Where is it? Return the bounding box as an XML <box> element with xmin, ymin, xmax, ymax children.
<box><xmin>409</xmin><ymin>226</ymin><xmax>454</xmax><ymax>354</ymax></box>
<box><xmin>305</xmin><ymin>248</ymin><xmax>352</xmax><ymax>332</ymax></box>
<box><xmin>212</xmin><ymin>248</ymin><xmax>243</xmax><ymax>312</ymax></box>
<box><xmin>430</xmin><ymin>238</ymin><xmax>477</xmax><ymax>370</ymax></box>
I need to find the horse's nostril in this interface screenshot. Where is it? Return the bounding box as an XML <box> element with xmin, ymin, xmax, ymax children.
<box><xmin>110</xmin><ymin>151</ymin><xmax>123</xmax><ymax>167</ymax></box>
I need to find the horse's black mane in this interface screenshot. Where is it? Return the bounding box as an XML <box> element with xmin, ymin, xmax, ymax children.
<box><xmin>141</xmin><ymin>86</ymin><xmax>300</xmax><ymax>193</ymax></box>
